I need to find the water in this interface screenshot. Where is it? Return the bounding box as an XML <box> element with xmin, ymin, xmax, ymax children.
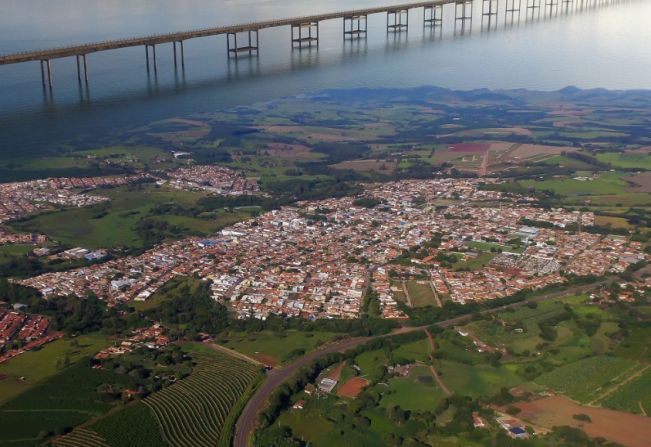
<box><xmin>0</xmin><ymin>0</ymin><xmax>650</xmax><ymax>152</ymax></box>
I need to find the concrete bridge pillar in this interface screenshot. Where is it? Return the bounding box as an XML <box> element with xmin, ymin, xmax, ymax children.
<box><xmin>227</xmin><ymin>31</ymin><xmax>259</xmax><ymax>58</ymax></box>
<box><xmin>173</xmin><ymin>41</ymin><xmax>185</xmax><ymax>68</ymax></box>
<box><xmin>455</xmin><ymin>0</ymin><xmax>473</xmax><ymax>20</ymax></box>
<box><xmin>291</xmin><ymin>22</ymin><xmax>319</xmax><ymax>49</ymax></box>
<box><xmin>506</xmin><ymin>0</ymin><xmax>522</xmax><ymax>12</ymax></box>
<box><xmin>39</xmin><ymin>59</ymin><xmax>52</xmax><ymax>87</ymax></box>
<box><xmin>527</xmin><ymin>0</ymin><xmax>541</xmax><ymax>9</ymax></box>
<box><xmin>424</xmin><ymin>5</ymin><xmax>443</xmax><ymax>26</ymax></box>
<box><xmin>75</xmin><ymin>55</ymin><xmax>88</xmax><ymax>83</ymax></box>
<box><xmin>483</xmin><ymin>0</ymin><xmax>499</xmax><ymax>16</ymax></box>
<box><xmin>145</xmin><ymin>44</ymin><xmax>157</xmax><ymax>73</ymax></box>
<box><xmin>343</xmin><ymin>14</ymin><xmax>367</xmax><ymax>39</ymax></box>
<box><xmin>387</xmin><ymin>8</ymin><xmax>409</xmax><ymax>32</ymax></box>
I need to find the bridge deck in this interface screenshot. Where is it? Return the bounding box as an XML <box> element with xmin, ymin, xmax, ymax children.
<box><xmin>0</xmin><ymin>0</ymin><xmax>458</xmax><ymax>65</ymax></box>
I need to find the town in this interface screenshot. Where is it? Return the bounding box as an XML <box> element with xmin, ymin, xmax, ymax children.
<box><xmin>16</xmin><ymin>178</ymin><xmax>647</xmax><ymax>320</ymax></box>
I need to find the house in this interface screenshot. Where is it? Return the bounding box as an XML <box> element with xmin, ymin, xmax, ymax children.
<box><xmin>292</xmin><ymin>399</ymin><xmax>306</xmax><ymax>410</ymax></box>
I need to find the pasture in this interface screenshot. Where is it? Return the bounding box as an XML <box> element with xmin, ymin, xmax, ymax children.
<box><xmin>217</xmin><ymin>330</ymin><xmax>338</xmax><ymax>365</ymax></box>
<box><xmin>436</xmin><ymin>360</ymin><xmax>523</xmax><ymax>398</ymax></box>
<box><xmin>597</xmin><ymin>151</ymin><xmax>651</xmax><ymax>170</ymax></box>
<box><xmin>379</xmin><ymin>366</ymin><xmax>446</xmax><ymax>412</ymax></box>
<box><xmin>0</xmin><ymin>333</ymin><xmax>109</xmax><ymax>404</ymax></box>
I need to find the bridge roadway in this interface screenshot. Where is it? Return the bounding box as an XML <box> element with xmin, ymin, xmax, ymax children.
<box><xmin>0</xmin><ymin>0</ymin><xmax>459</xmax><ymax>65</ymax></box>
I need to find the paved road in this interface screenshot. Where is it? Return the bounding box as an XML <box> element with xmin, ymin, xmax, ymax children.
<box><xmin>232</xmin><ymin>279</ymin><xmax>608</xmax><ymax>446</ymax></box>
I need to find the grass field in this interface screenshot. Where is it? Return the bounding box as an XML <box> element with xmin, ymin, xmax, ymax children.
<box><xmin>380</xmin><ymin>366</ymin><xmax>446</xmax><ymax>411</ymax></box>
<box><xmin>436</xmin><ymin>360</ymin><xmax>523</xmax><ymax>398</ymax></box>
<box><xmin>0</xmin><ymin>244</ymin><xmax>35</xmax><ymax>263</ymax></box>
<box><xmin>404</xmin><ymin>280</ymin><xmax>437</xmax><ymax>307</ymax></box>
<box><xmin>12</xmin><ymin>185</ymin><xmax>252</xmax><ymax>249</ymax></box>
<box><xmin>0</xmin><ymin>333</ymin><xmax>109</xmax><ymax>404</ymax></box>
<box><xmin>391</xmin><ymin>338</ymin><xmax>431</xmax><ymax>364</ymax></box>
<box><xmin>596</xmin><ymin>152</ymin><xmax>651</xmax><ymax>170</ymax></box>
<box><xmin>217</xmin><ymin>330</ymin><xmax>338</xmax><ymax>365</ymax></box>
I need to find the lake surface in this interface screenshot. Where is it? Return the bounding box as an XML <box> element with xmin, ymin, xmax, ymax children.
<box><xmin>0</xmin><ymin>0</ymin><xmax>650</xmax><ymax>152</ymax></box>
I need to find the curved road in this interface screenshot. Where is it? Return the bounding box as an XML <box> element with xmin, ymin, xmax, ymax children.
<box><xmin>233</xmin><ymin>279</ymin><xmax>607</xmax><ymax>446</ymax></box>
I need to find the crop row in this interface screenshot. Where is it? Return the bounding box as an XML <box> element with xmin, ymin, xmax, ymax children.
<box><xmin>53</xmin><ymin>428</ymin><xmax>110</xmax><ymax>447</ymax></box>
<box><xmin>144</xmin><ymin>352</ymin><xmax>260</xmax><ymax>447</ymax></box>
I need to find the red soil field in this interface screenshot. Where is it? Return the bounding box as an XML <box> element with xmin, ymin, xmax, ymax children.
<box><xmin>336</xmin><ymin>377</ymin><xmax>370</xmax><ymax>398</ymax></box>
<box><xmin>448</xmin><ymin>143</ymin><xmax>490</xmax><ymax>153</ymax></box>
<box><xmin>252</xmin><ymin>353</ymin><xmax>279</xmax><ymax>367</ymax></box>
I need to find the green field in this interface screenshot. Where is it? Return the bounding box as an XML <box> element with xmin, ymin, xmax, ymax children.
<box><xmin>391</xmin><ymin>338</ymin><xmax>431</xmax><ymax>364</ymax></box>
<box><xmin>218</xmin><ymin>330</ymin><xmax>338</xmax><ymax>364</ymax></box>
<box><xmin>0</xmin><ymin>360</ymin><xmax>137</xmax><ymax>446</ymax></box>
<box><xmin>599</xmin><ymin>367</ymin><xmax>651</xmax><ymax>414</ymax></box>
<box><xmin>520</xmin><ymin>171</ymin><xmax>628</xmax><ymax>196</ymax></box>
<box><xmin>0</xmin><ymin>244</ymin><xmax>35</xmax><ymax>261</ymax></box>
<box><xmin>0</xmin><ymin>334</ymin><xmax>109</xmax><ymax>404</ymax></box>
<box><xmin>12</xmin><ymin>185</ymin><xmax>252</xmax><ymax>249</ymax></box>
<box><xmin>436</xmin><ymin>360</ymin><xmax>523</xmax><ymax>398</ymax></box>
<box><xmin>596</xmin><ymin>152</ymin><xmax>651</xmax><ymax>170</ymax></box>
<box><xmin>380</xmin><ymin>366</ymin><xmax>446</xmax><ymax>411</ymax></box>
<box><xmin>535</xmin><ymin>355</ymin><xmax>639</xmax><ymax>403</ymax></box>
<box><xmin>57</xmin><ymin>344</ymin><xmax>263</xmax><ymax>447</ymax></box>
<box><xmin>404</xmin><ymin>280</ymin><xmax>437</xmax><ymax>307</ymax></box>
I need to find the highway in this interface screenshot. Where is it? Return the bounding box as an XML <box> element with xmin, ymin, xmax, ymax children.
<box><xmin>232</xmin><ymin>279</ymin><xmax>608</xmax><ymax>446</ymax></box>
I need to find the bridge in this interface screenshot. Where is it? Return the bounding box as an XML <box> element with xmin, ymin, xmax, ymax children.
<box><xmin>0</xmin><ymin>0</ymin><xmax>615</xmax><ymax>86</ymax></box>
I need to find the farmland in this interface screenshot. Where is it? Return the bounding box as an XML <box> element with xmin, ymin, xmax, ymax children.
<box><xmin>0</xmin><ymin>360</ymin><xmax>138</xmax><ymax>445</ymax></box>
<box><xmin>56</xmin><ymin>344</ymin><xmax>262</xmax><ymax>447</ymax></box>
<box><xmin>534</xmin><ymin>355</ymin><xmax>639</xmax><ymax>403</ymax></box>
<box><xmin>12</xmin><ymin>185</ymin><xmax>255</xmax><ymax>250</ymax></box>
<box><xmin>217</xmin><ymin>330</ymin><xmax>339</xmax><ymax>365</ymax></box>
<box><xmin>0</xmin><ymin>333</ymin><xmax>109</xmax><ymax>404</ymax></box>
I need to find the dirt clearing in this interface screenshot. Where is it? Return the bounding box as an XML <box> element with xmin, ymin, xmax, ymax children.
<box><xmin>337</xmin><ymin>377</ymin><xmax>370</xmax><ymax>398</ymax></box>
<box><xmin>514</xmin><ymin>395</ymin><xmax>651</xmax><ymax>447</ymax></box>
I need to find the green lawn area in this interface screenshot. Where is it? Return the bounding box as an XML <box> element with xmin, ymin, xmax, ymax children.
<box><xmin>380</xmin><ymin>366</ymin><xmax>446</xmax><ymax>412</ymax></box>
<box><xmin>12</xmin><ymin>185</ymin><xmax>252</xmax><ymax>249</ymax></box>
<box><xmin>520</xmin><ymin>171</ymin><xmax>628</xmax><ymax>196</ymax></box>
<box><xmin>596</xmin><ymin>152</ymin><xmax>651</xmax><ymax>170</ymax></box>
<box><xmin>468</xmin><ymin>241</ymin><xmax>524</xmax><ymax>254</ymax></box>
<box><xmin>436</xmin><ymin>360</ymin><xmax>523</xmax><ymax>398</ymax></box>
<box><xmin>0</xmin><ymin>333</ymin><xmax>109</xmax><ymax>405</ymax></box>
<box><xmin>217</xmin><ymin>330</ymin><xmax>338</xmax><ymax>364</ymax></box>
<box><xmin>355</xmin><ymin>349</ymin><xmax>389</xmax><ymax>382</ymax></box>
<box><xmin>452</xmin><ymin>252</ymin><xmax>495</xmax><ymax>271</ymax></box>
<box><xmin>0</xmin><ymin>244</ymin><xmax>34</xmax><ymax>261</ymax></box>
<box><xmin>391</xmin><ymin>338</ymin><xmax>431</xmax><ymax>363</ymax></box>
<box><xmin>404</xmin><ymin>280</ymin><xmax>437</xmax><ymax>307</ymax></box>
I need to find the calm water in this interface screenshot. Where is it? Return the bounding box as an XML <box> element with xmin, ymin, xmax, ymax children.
<box><xmin>0</xmin><ymin>0</ymin><xmax>650</xmax><ymax>152</ymax></box>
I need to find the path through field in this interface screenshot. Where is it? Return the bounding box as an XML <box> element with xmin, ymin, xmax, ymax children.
<box><xmin>428</xmin><ymin>281</ymin><xmax>443</xmax><ymax>308</ymax></box>
<box><xmin>401</xmin><ymin>280</ymin><xmax>413</xmax><ymax>307</ymax></box>
<box><xmin>424</xmin><ymin>329</ymin><xmax>452</xmax><ymax>397</ymax></box>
